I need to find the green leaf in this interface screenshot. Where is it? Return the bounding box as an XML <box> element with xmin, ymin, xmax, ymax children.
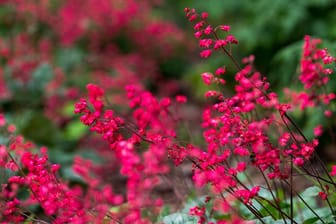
<box><xmin>64</xmin><ymin>120</ymin><xmax>88</xmax><ymax>140</ymax></box>
<box><xmin>182</xmin><ymin>196</ymin><xmax>207</xmax><ymax>213</ymax></box>
<box><xmin>23</xmin><ymin>214</ymin><xmax>35</xmax><ymax>224</ymax></box>
<box><xmin>20</xmin><ymin>112</ymin><xmax>61</xmax><ymax>146</ymax></box>
<box><xmin>300</xmin><ymin>186</ymin><xmax>321</xmax><ymax>198</ymax></box>
<box><xmin>157</xmin><ymin>205</ymin><xmax>171</xmax><ymax>221</ymax></box>
<box><xmin>48</xmin><ymin>147</ymin><xmax>76</xmax><ymax>165</ymax></box>
<box><xmin>79</xmin><ymin>149</ymin><xmax>104</xmax><ymax>164</ymax></box>
<box><xmin>253</xmin><ymin>216</ymin><xmax>290</xmax><ymax>224</ymax></box>
<box><xmin>258</xmin><ymin>187</ymin><xmax>276</xmax><ymax>201</ymax></box>
<box><xmin>303</xmin><ymin>217</ymin><xmax>320</xmax><ymax>224</ymax></box>
<box><xmin>161</xmin><ymin>213</ymin><xmax>198</xmax><ymax>224</ymax></box>
<box><xmin>61</xmin><ymin>166</ymin><xmax>84</xmax><ymax>183</ymax></box>
<box><xmin>30</xmin><ymin>63</ymin><xmax>54</xmax><ymax>88</ymax></box>
<box><xmin>56</xmin><ymin>48</ymin><xmax>84</xmax><ymax>73</ymax></box>
<box><xmin>62</xmin><ymin>102</ymin><xmax>76</xmax><ymax>116</ymax></box>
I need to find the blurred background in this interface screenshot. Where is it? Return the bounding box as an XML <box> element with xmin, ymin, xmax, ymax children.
<box><xmin>0</xmin><ymin>0</ymin><xmax>336</xmax><ymax>213</ymax></box>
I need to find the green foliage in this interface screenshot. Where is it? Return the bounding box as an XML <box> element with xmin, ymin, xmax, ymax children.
<box><xmin>64</xmin><ymin>120</ymin><xmax>88</xmax><ymax>141</ymax></box>
<box><xmin>20</xmin><ymin>112</ymin><xmax>61</xmax><ymax>146</ymax></box>
<box><xmin>161</xmin><ymin>213</ymin><xmax>198</xmax><ymax>224</ymax></box>
<box><xmin>176</xmin><ymin>0</ymin><xmax>336</xmax><ymax>92</ymax></box>
<box><xmin>159</xmin><ymin>195</ymin><xmax>205</xmax><ymax>224</ymax></box>
<box><xmin>30</xmin><ymin>63</ymin><xmax>54</xmax><ymax>88</ymax></box>
<box><xmin>56</xmin><ymin>47</ymin><xmax>84</xmax><ymax>73</ymax></box>
<box><xmin>245</xmin><ymin>186</ymin><xmax>335</xmax><ymax>223</ymax></box>
<box><xmin>3</xmin><ymin>63</ymin><xmax>54</xmax><ymax>108</ymax></box>
<box><xmin>163</xmin><ymin>186</ymin><xmax>336</xmax><ymax>223</ymax></box>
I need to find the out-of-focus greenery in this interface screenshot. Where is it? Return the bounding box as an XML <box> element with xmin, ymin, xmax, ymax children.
<box><xmin>170</xmin><ymin>0</ymin><xmax>336</xmax><ymax>88</ymax></box>
<box><xmin>167</xmin><ymin>0</ymin><xmax>336</xmax><ymax>142</ymax></box>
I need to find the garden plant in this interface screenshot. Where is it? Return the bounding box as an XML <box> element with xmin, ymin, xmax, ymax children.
<box><xmin>0</xmin><ymin>1</ymin><xmax>336</xmax><ymax>223</ymax></box>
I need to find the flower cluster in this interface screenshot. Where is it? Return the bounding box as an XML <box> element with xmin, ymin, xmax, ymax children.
<box><xmin>185</xmin><ymin>8</ymin><xmax>238</xmax><ymax>59</ymax></box>
<box><xmin>285</xmin><ymin>36</ymin><xmax>336</xmax><ymax>113</ymax></box>
<box><xmin>74</xmin><ymin>83</ymin><xmax>189</xmax><ymax>222</ymax></box>
<box><xmin>1</xmin><ymin>2</ymin><xmax>336</xmax><ymax>223</ymax></box>
<box><xmin>0</xmin><ymin>113</ymin><xmax>129</xmax><ymax>223</ymax></box>
<box><xmin>0</xmin><ymin>1</ymin><xmax>190</xmax><ymax>222</ymax></box>
<box><xmin>0</xmin><ymin>116</ymin><xmax>70</xmax><ymax>222</ymax></box>
<box><xmin>184</xmin><ymin>8</ymin><xmax>336</xmax><ymax>220</ymax></box>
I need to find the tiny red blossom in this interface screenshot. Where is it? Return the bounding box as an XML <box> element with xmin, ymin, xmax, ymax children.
<box><xmin>200</xmin><ymin>49</ymin><xmax>212</xmax><ymax>58</ymax></box>
<box><xmin>219</xmin><ymin>25</ymin><xmax>230</xmax><ymax>32</ymax></box>
<box><xmin>313</xmin><ymin>125</ymin><xmax>323</xmax><ymax>137</ymax></box>
<box><xmin>215</xmin><ymin>67</ymin><xmax>226</xmax><ymax>76</ymax></box>
<box><xmin>330</xmin><ymin>165</ymin><xmax>336</xmax><ymax>176</ymax></box>
<box><xmin>318</xmin><ymin>191</ymin><xmax>328</xmax><ymax>200</ymax></box>
<box><xmin>201</xmin><ymin>12</ymin><xmax>208</xmax><ymax>19</ymax></box>
<box><xmin>204</xmin><ymin>25</ymin><xmax>213</xmax><ymax>35</ymax></box>
<box><xmin>201</xmin><ymin>72</ymin><xmax>214</xmax><ymax>85</ymax></box>
<box><xmin>214</xmin><ymin>39</ymin><xmax>227</xmax><ymax>49</ymax></box>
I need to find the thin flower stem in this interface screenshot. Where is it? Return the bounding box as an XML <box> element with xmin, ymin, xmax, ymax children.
<box><xmin>280</xmin><ymin>114</ymin><xmax>299</xmax><ymax>144</ymax></box>
<box><xmin>234</xmin><ymin>176</ymin><xmax>297</xmax><ymax>222</ymax></box>
<box><xmin>194</xmin><ymin>16</ymin><xmax>242</xmax><ymax>74</ymax></box>
<box><xmin>217</xmin><ymin>192</ymin><xmax>246</xmax><ymax>220</ymax></box>
<box><xmin>206</xmin><ymin>21</ymin><xmax>242</xmax><ymax>71</ymax></box>
<box><xmin>226</xmin><ymin>187</ymin><xmax>266</xmax><ymax>223</ymax></box>
<box><xmin>17</xmin><ymin>209</ymin><xmax>50</xmax><ymax>224</ymax></box>
<box><xmin>258</xmin><ymin>167</ymin><xmax>288</xmax><ymax>224</ymax></box>
<box><xmin>291</xmin><ymin>171</ymin><xmax>336</xmax><ymax>186</ymax></box>
<box><xmin>283</xmin><ymin>111</ymin><xmax>336</xmax><ymax>219</ymax></box>
<box><xmin>314</xmin><ymin>154</ymin><xmax>336</xmax><ymax>188</ymax></box>
<box><xmin>293</xmin><ymin>165</ymin><xmax>321</xmax><ymax>186</ymax></box>
<box><xmin>264</xmin><ymin>164</ymin><xmax>327</xmax><ymax>223</ymax></box>
<box><xmin>309</xmin><ymin>165</ymin><xmax>335</xmax><ymax>220</ymax></box>
<box><xmin>279</xmin><ymin>112</ymin><xmax>331</xmax><ymax>223</ymax></box>
<box><xmin>281</xmin><ymin>179</ymin><xmax>327</xmax><ymax>224</ymax></box>
<box><xmin>191</xmin><ymin>157</ymin><xmax>267</xmax><ymax>222</ymax></box>
<box><xmin>283</xmin><ymin>113</ymin><xmax>308</xmax><ymax>143</ymax></box>
<box><xmin>256</xmin><ymin>196</ymin><xmax>299</xmax><ymax>223</ymax></box>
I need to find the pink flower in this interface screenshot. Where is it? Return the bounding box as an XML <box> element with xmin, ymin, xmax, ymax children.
<box><xmin>276</xmin><ymin>103</ymin><xmax>291</xmax><ymax>116</ymax></box>
<box><xmin>318</xmin><ymin>191</ymin><xmax>328</xmax><ymax>200</ymax></box>
<box><xmin>0</xmin><ymin>113</ymin><xmax>5</xmax><ymax>126</ymax></box>
<box><xmin>205</xmin><ymin>90</ymin><xmax>220</xmax><ymax>98</ymax></box>
<box><xmin>330</xmin><ymin>165</ymin><xmax>336</xmax><ymax>176</ymax></box>
<box><xmin>236</xmin><ymin>162</ymin><xmax>246</xmax><ymax>172</ymax></box>
<box><xmin>7</xmin><ymin>124</ymin><xmax>16</xmax><ymax>133</ymax></box>
<box><xmin>194</xmin><ymin>21</ymin><xmax>204</xmax><ymax>30</ymax></box>
<box><xmin>226</xmin><ymin>35</ymin><xmax>238</xmax><ymax>44</ymax></box>
<box><xmin>201</xmin><ymin>72</ymin><xmax>213</xmax><ymax>85</ymax></box>
<box><xmin>233</xmin><ymin>147</ymin><xmax>249</xmax><ymax>156</ymax></box>
<box><xmin>279</xmin><ymin>132</ymin><xmax>291</xmax><ymax>146</ymax></box>
<box><xmin>293</xmin><ymin>157</ymin><xmax>304</xmax><ymax>166</ymax></box>
<box><xmin>199</xmin><ymin>38</ymin><xmax>213</xmax><ymax>48</ymax></box>
<box><xmin>194</xmin><ymin>31</ymin><xmax>203</xmax><ymax>38</ymax></box>
<box><xmin>201</xmin><ymin>12</ymin><xmax>208</xmax><ymax>19</ymax></box>
<box><xmin>324</xmin><ymin>110</ymin><xmax>332</xmax><ymax>117</ymax></box>
<box><xmin>215</xmin><ymin>67</ymin><xmax>226</xmax><ymax>76</ymax></box>
<box><xmin>214</xmin><ymin>39</ymin><xmax>227</xmax><ymax>49</ymax></box>
<box><xmin>313</xmin><ymin>125</ymin><xmax>323</xmax><ymax>137</ymax></box>
<box><xmin>219</xmin><ymin>25</ymin><xmax>230</xmax><ymax>32</ymax></box>
<box><xmin>323</xmin><ymin>55</ymin><xmax>333</xmax><ymax>64</ymax></box>
<box><xmin>204</xmin><ymin>25</ymin><xmax>213</xmax><ymax>35</ymax></box>
<box><xmin>175</xmin><ymin>95</ymin><xmax>187</xmax><ymax>103</ymax></box>
<box><xmin>200</xmin><ymin>49</ymin><xmax>212</xmax><ymax>58</ymax></box>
